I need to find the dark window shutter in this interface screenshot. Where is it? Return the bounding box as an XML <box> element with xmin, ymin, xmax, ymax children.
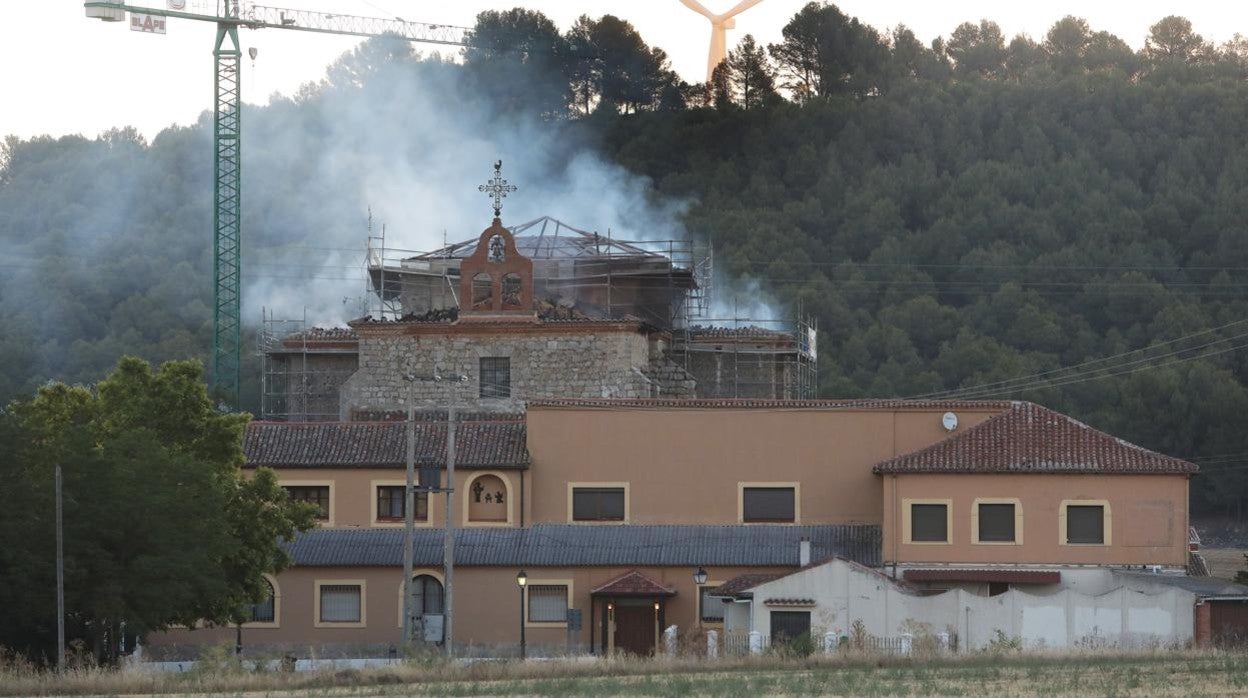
<box><xmin>910</xmin><ymin>503</ymin><xmax>948</xmax><ymax>542</ymax></box>
<box><xmin>743</xmin><ymin>488</ymin><xmax>796</xmax><ymax>522</ymax></box>
<box><xmin>1066</xmin><ymin>505</ymin><xmax>1105</xmax><ymax>544</ymax></box>
<box><xmin>572</xmin><ymin>488</ymin><xmax>625</xmax><ymax>521</ymax></box>
<box><xmin>977</xmin><ymin>503</ymin><xmax>1016</xmax><ymax>542</ymax></box>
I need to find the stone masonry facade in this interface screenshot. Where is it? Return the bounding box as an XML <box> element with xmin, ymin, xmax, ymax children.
<box><xmin>339</xmin><ymin>323</ymin><xmax>695</xmax><ymax>417</ymax></box>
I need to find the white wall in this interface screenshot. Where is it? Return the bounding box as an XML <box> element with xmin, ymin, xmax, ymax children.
<box><xmin>737</xmin><ymin>560</ymin><xmax>1195</xmax><ymax>650</ymax></box>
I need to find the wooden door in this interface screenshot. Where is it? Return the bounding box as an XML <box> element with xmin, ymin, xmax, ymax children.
<box><xmin>613</xmin><ymin>605</ymin><xmax>655</xmax><ymax>657</ymax></box>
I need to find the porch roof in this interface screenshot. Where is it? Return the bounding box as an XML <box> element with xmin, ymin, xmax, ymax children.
<box><xmin>591</xmin><ymin>570</ymin><xmax>677</xmax><ymax>597</ymax></box>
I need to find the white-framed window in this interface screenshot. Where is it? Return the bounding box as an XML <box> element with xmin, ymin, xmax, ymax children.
<box><xmin>314</xmin><ymin>580</ymin><xmax>366</xmax><ymax>628</ymax></box>
<box><xmin>698</xmin><ymin>584</ymin><xmax>725</xmax><ymax>623</ymax></box>
<box><xmin>525</xmin><ymin>580</ymin><xmax>572</xmax><ymax>627</ymax></box>
<box><xmin>567</xmin><ymin>482</ymin><xmax>630</xmax><ymax>523</ymax></box>
<box><xmin>973</xmin><ymin>498</ymin><xmax>1024</xmax><ymax>545</ymax></box>
<box><xmin>1061</xmin><ymin>500</ymin><xmax>1112</xmax><ymax>545</ymax></box>
<box><xmin>738</xmin><ymin>482</ymin><xmax>800</xmax><ymax>523</ymax></box>
<box><xmin>903</xmin><ymin>499</ymin><xmax>952</xmax><ymax>544</ymax></box>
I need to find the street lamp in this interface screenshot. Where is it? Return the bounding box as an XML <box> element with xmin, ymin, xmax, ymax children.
<box><xmin>516</xmin><ymin>570</ymin><xmax>528</xmax><ymax>660</ymax></box>
<box><xmin>693</xmin><ymin>567</ymin><xmax>708</xmax><ymax>586</ymax></box>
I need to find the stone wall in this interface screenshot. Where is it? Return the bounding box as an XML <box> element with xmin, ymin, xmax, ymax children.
<box><xmin>340</xmin><ymin>327</ymin><xmax>691</xmax><ymax>416</ymax></box>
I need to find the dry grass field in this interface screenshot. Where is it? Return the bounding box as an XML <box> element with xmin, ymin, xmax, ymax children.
<box><xmin>1202</xmin><ymin>548</ymin><xmax>1247</xmax><ymax>580</ymax></box>
<box><xmin>4</xmin><ymin>651</ymin><xmax>1248</xmax><ymax>697</ymax></box>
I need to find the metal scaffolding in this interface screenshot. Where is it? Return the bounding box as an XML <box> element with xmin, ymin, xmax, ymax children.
<box><xmin>259</xmin><ymin>307</ymin><xmax>359</xmax><ymax>421</ymax></box>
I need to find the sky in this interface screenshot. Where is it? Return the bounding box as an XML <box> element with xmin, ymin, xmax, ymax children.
<box><xmin>4</xmin><ymin>1</ymin><xmax>1248</xmax><ymax>141</ymax></box>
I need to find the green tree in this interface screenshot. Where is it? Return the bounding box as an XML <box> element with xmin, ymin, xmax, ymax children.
<box><xmin>1145</xmin><ymin>16</ymin><xmax>1210</xmax><ymax>65</ymax></box>
<box><xmin>1044</xmin><ymin>16</ymin><xmax>1093</xmax><ymax>74</ymax></box>
<box><xmin>726</xmin><ymin>34</ymin><xmax>778</xmax><ymax>109</ymax></box>
<box><xmin>945</xmin><ymin>20</ymin><xmax>1007</xmax><ymax>79</ymax></box>
<box><xmin>0</xmin><ymin>357</ymin><xmax>316</xmax><ymax>664</ymax></box>
<box><xmin>464</xmin><ymin>9</ymin><xmax>571</xmax><ymax>118</ymax></box>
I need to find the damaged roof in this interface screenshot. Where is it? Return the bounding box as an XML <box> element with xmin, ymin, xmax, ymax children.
<box><xmin>872</xmin><ymin>401</ymin><xmax>1197</xmax><ymax>475</ymax></box>
<box><xmin>244</xmin><ymin>420</ymin><xmax>530</xmax><ymax>469</ymax></box>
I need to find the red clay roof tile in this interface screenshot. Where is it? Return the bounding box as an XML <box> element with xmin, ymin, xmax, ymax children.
<box><xmin>243</xmin><ymin>420</ymin><xmax>529</xmax><ymax>469</ymax></box>
<box><xmin>873</xmin><ymin>401</ymin><xmax>1196</xmax><ymax>475</ymax></box>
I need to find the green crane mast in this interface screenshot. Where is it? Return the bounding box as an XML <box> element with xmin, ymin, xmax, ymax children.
<box><xmin>84</xmin><ymin>1</ymin><xmax>467</xmax><ymax>409</ymax></box>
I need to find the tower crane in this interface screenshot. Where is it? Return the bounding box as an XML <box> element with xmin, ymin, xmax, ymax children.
<box><xmin>84</xmin><ymin>1</ymin><xmax>468</xmax><ymax>409</ymax></box>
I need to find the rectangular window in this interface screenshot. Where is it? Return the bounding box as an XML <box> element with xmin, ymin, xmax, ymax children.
<box><xmin>910</xmin><ymin>503</ymin><xmax>949</xmax><ymax>542</ymax></box>
<box><xmin>319</xmin><ymin>584</ymin><xmax>361</xmax><ymax>623</ymax></box>
<box><xmin>742</xmin><ymin>487</ymin><xmax>796</xmax><ymax>523</ymax></box>
<box><xmin>479</xmin><ymin>357</ymin><xmax>511</xmax><ymax>399</ymax></box>
<box><xmin>977</xmin><ymin>503</ymin><xmax>1016</xmax><ymax>542</ymax></box>
<box><xmin>285</xmin><ymin>485</ymin><xmax>330</xmax><ymax>520</ymax></box>
<box><xmin>1066</xmin><ymin>505</ymin><xmax>1105</xmax><ymax>544</ymax></box>
<box><xmin>376</xmin><ymin>485</ymin><xmax>428</xmax><ymax>522</ymax></box>
<box><xmin>770</xmin><ymin>610</ymin><xmax>811</xmax><ymax>644</ymax></box>
<box><xmin>572</xmin><ymin>487</ymin><xmax>625</xmax><ymax>521</ymax></box>
<box><xmin>700</xmin><ymin>586</ymin><xmax>724</xmax><ymax>622</ymax></box>
<box><xmin>527</xmin><ymin>585</ymin><xmax>568</xmax><ymax>623</ymax></box>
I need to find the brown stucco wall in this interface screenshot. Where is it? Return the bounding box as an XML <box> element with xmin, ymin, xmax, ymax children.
<box><xmin>523</xmin><ymin>406</ymin><xmax>1003</xmax><ymax>525</ymax></box>
<box><xmin>147</xmin><ymin>564</ymin><xmax>770</xmax><ymax>658</ymax></box>
<box><xmin>271</xmin><ymin>468</ymin><xmax>523</xmax><ymax>529</ymax></box>
<box><xmin>881</xmin><ymin>473</ymin><xmax>1190</xmax><ymax>567</ymax></box>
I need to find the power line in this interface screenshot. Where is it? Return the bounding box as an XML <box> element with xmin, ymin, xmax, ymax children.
<box><xmin>912</xmin><ymin>319</ymin><xmax>1248</xmax><ymax>400</ymax></box>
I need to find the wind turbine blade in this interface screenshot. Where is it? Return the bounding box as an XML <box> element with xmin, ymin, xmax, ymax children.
<box><xmin>678</xmin><ymin>0</ymin><xmax>715</xmax><ymax>20</ymax></box>
<box><xmin>722</xmin><ymin>0</ymin><xmax>765</xmax><ymax>20</ymax></box>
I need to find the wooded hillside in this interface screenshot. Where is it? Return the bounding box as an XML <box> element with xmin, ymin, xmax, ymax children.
<box><xmin>4</xmin><ymin>4</ymin><xmax>1248</xmax><ymax>515</ymax></box>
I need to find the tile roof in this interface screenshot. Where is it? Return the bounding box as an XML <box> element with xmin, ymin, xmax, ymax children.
<box><xmin>707</xmin><ymin>573</ymin><xmax>784</xmax><ymax>597</ymax></box>
<box><xmin>590</xmin><ymin>570</ymin><xmax>677</xmax><ymax>597</ymax></box>
<box><xmin>872</xmin><ymin>402</ymin><xmax>1197</xmax><ymax>475</ymax></box>
<box><xmin>528</xmin><ymin>398</ymin><xmax>1014</xmax><ymax>411</ymax></box>
<box><xmin>243</xmin><ymin>420</ymin><xmax>529</xmax><ymax>469</ymax></box>
<box><xmin>284</xmin><ymin>524</ymin><xmax>881</xmax><ymax>568</ymax></box>
<box><xmin>763</xmin><ymin>598</ymin><xmax>816</xmax><ymax>606</ymax></box>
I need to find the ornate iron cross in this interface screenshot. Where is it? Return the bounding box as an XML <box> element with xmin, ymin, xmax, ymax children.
<box><xmin>478</xmin><ymin>160</ymin><xmax>518</xmax><ymax>218</ymax></box>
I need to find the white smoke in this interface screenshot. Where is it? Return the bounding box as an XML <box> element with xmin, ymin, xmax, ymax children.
<box><xmin>238</xmin><ymin>48</ymin><xmax>693</xmax><ymax>327</ymax></box>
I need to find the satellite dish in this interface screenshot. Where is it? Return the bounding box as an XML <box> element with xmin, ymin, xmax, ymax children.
<box><xmin>942</xmin><ymin>412</ymin><xmax>958</xmax><ymax>432</ymax></box>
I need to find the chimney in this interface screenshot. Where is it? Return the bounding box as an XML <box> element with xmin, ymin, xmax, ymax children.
<box><xmin>799</xmin><ymin>537</ymin><xmax>811</xmax><ymax>567</ymax></box>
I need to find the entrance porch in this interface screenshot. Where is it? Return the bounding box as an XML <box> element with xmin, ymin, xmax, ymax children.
<box><xmin>589</xmin><ymin>571</ymin><xmax>677</xmax><ymax>656</ymax></box>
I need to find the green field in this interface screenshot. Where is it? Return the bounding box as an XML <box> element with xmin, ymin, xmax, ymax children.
<box><xmin>6</xmin><ymin>652</ymin><xmax>1248</xmax><ymax>697</ymax></box>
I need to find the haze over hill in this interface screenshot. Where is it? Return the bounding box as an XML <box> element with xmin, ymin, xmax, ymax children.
<box><xmin>4</xmin><ymin>5</ymin><xmax>1248</xmax><ymax>515</ymax></box>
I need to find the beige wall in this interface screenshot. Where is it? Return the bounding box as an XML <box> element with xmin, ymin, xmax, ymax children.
<box><xmin>149</xmin><ymin>564</ymin><xmax>771</xmax><ymax>654</ymax></box>
<box><xmin>270</xmin><ymin>469</ymin><xmax>524</xmax><ymax>529</ymax></box>
<box><xmin>523</xmin><ymin>406</ymin><xmax>1003</xmax><ymax>525</ymax></box>
<box><xmin>882</xmin><ymin>473</ymin><xmax>1190</xmax><ymax>567</ymax></box>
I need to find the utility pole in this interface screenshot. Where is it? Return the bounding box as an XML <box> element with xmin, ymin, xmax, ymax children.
<box><xmin>401</xmin><ymin>370</ymin><xmax>465</xmax><ymax>654</ymax></box>
<box><xmin>444</xmin><ymin>401</ymin><xmax>457</xmax><ymax>658</ymax></box>
<box><xmin>401</xmin><ymin>377</ymin><xmax>417</xmax><ymax>651</ymax></box>
<box><xmin>55</xmin><ymin>464</ymin><xmax>65</xmax><ymax>674</ymax></box>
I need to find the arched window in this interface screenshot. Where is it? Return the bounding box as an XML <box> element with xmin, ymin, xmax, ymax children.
<box><xmin>249</xmin><ymin>578</ymin><xmax>276</xmax><ymax>623</ymax></box>
<box><xmin>472</xmin><ymin>272</ymin><xmax>493</xmax><ymax>308</ymax></box>
<box><xmin>411</xmin><ymin>574</ymin><xmax>443</xmax><ymax>617</ymax></box>
<box><xmin>501</xmin><ymin>273</ymin><xmax>522</xmax><ymax>308</ymax></box>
